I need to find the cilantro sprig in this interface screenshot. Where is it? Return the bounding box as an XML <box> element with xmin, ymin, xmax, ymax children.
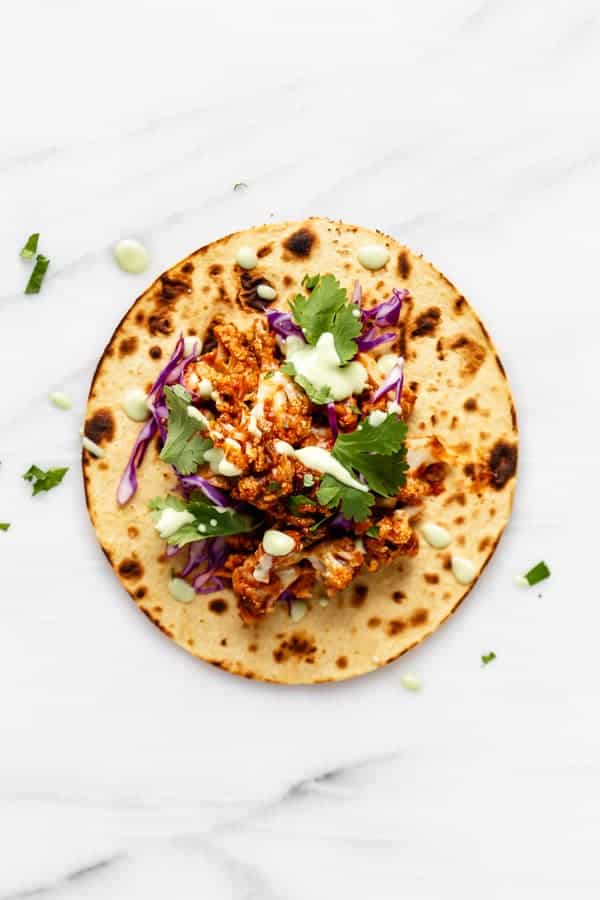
<box><xmin>481</xmin><ymin>652</ymin><xmax>496</xmax><ymax>665</ymax></box>
<box><xmin>149</xmin><ymin>493</ymin><xmax>259</xmax><ymax>546</ymax></box>
<box><xmin>0</xmin><ymin>523</ymin><xmax>10</xmax><ymax>532</ymax></box>
<box><xmin>23</xmin><ymin>465</ymin><xmax>69</xmax><ymax>495</ymax></box>
<box><xmin>159</xmin><ymin>385</ymin><xmax>213</xmax><ymax>475</ymax></box>
<box><xmin>290</xmin><ymin>273</ymin><xmax>361</xmax><ymax>363</ymax></box>
<box><xmin>316</xmin><ymin>414</ymin><xmax>408</xmax><ymax>522</ymax></box>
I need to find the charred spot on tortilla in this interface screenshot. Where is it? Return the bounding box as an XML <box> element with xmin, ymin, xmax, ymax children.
<box><xmin>387</xmin><ymin>619</ymin><xmax>406</xmax><ymax>636</ymax></box>
<box><xmin>351</xmin><ymin>584</ymin><xmax>368</xmax><ymax>607</ymax></box>
<box><xmin>239</xmin><ymin>272</ymin><xmax>276</xmax><ymax>311</ymax></box>
<box><xmin>489</xmin><ymin>441</ymin><xmax>517</xmax><ymax>489</ymax></box>
<box><xmin>181</xmin><ymin>262</ymin><xmax>194</xmax><ymax>274</ymax></box>
<box><xmin>336</xmin><ymin>656</ymin><xmax>348</xmax><ymax>669</ymax></box>
<box><xmin>464</xmin><ymin>397</ymin><xmax>478</xmax><ymax>411</ymax></box>
<box><xmin>118</xmin><ymin>558</ymin><xmax>143</xmax><ymax>580</ymax></box>
<box><xmin>510</xmin><ymin>402</ymin><xmax>518</xmax><ymax>431</ymax></box>
<box><xmin>273</xmin><ymin>632</ymin><xmax>317</xmax><ymax>663</ymax></box>
<box><xmin>478</xmin><ymin>537</ymin><xmax>492</xmax><ymax>551</ymax></box>
<box><xmin>135</xmin><ymin>311</ymin><xmax>145</xmax><ymax>324</ymax></box>
<box><xmin>209</xmin><ymin>599</ymin><xmax>228</xmax><ymax>615</ymax></box>
<box><xmin>257</xmin><ymin>244</ymin><xmax>272</xmax><ymax>258</ymax></box>
<box><xmin>148</xmin><ymin>314</ymin><xmax>173</xmax><ymax>336</ymax></box>
<box><xmin>248</xmin><ymin>642</ymin><xmax>258</xmax><ymax>652</ymax></box>
<box><xmin>449</xmin><ymin>335</ymin><xmax>486</xmax><ymax>377</ymax></box>
<box><xmin>209</xmin><ymin>264</ymin><xmax>223</xmax><ymax>277</ymax></box>
<box><xmin>495</xmin><ymin>353</ymin><xmax>507</xmax><ymax>377</ymax></box>
<box><xmin>454</xmin><ymin>296</ymin><xmax>466</xmax><ymax>314</ymax></box>
<box><xmin>410</xmin><ymin>608</ymin><xmax>429</xmax><ymax>626</ymax></box>
<box><xmin>135</xmin><ymin>586</ymin><xmax>147</xmax><ymax>599</ymax></box>
<box><xmin>118</xmin><ymin>336</ymin><xmax>138</xmax><ymax>357</ymax></box>
<box><xmin>424</xmin><ymin>574</ymin><xmax>439</xmax><ymax>585</ymax></box>
<box><xmin>158</xmin><ymin>274</ymin><xmax>192</xmax><ymax>303</ymax></box>
<box><xmin>367</xmin><ymin>617</ymin><xmax>381</xmax><ymax>628</ymax></box>
<box><xmin>127</xmin><ymin>526</ymin><xmax>139</xmax><ymax>538</ymax></box>
<box><xmin>411</xmin><ymin>307</ymin><xmax>441</xmax><ymax>338</ymax></box>
<box><xmin>392</xmin><ymin>591</ymin><xmax>406</xmax><ymax>603</ymax></box>
<box><xmin>283</xmin><ymin>226</ymin><xmax>317</xmax><ymax>258</ymax></box>
<box><xmin>85</xmin><ymin>408</ymin><xmax>115</xmax><ymax>445</ymax></box>
<box><xmin>283</xmin><ymin>275</ymin><xmax>294</xmax><ymax>287</ymax></box>
<box><xmin>397</xmin><ymin>250</ymin><xmax>411</xmax><ymax>279</ymax></box>
<box><xmin>149</xmin><ymin>345</ymin><xmax>162</xmax><ymax>359</ymax></box>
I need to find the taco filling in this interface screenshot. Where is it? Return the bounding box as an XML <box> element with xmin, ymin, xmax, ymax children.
<box><xmin>117</xmin><ymin>273</ymin><xmax>452</xmax><ymax>623</ymax></box>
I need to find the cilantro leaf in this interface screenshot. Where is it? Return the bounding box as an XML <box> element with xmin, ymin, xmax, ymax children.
<box><xmin>294</xmin><ymin>374</ymin><xmax>334</xmax><ymax>405</ymax></box>
<box><xmin>316</xmin><ymin>475</ymin><xmax>374</xmax><ymax>522</ymax></box>
<box><xmin>332</xmin><ymin>415</ymin><xmax>408</xmax><ymax>497</ymax></box>
<box><xmin>0</xmin><ymin>523</ymin><xmax>10</xmax><ymax>531</ymax></box>
<box><xmin>160</xmin><ymin>385</ymin><xmax>213</xmax><ymax>475</ymax></box>
<box><xmin>267</xmin><ymin>480</ymin><xmax>281</xmax><ymax>492</ymax></box>
<box><xmin>366</xmin><ymin>525</ymin><xmax>379</xmax><ymax>538</ymax></box>
<box><xmin>481</xmin><ymin>651</ymin><xmax>496</xmax><ymax>665</ymax></box>
<box><xmin>301</xmin><ymin>273</ymin><xmax>320</xmax><ymax>290</ymax></box>
<box><xmin>287</xmin><ymin>494</ymin><xmax>317</xmax><ymax>515</ymax></box>
<box><xmin>23</xmin><ymin>464</ymin><xmax>68</xmax><ymax>495</ymax></box>
<box><xmin>20</xmin><ymin>233</ymin><xmax>39</xmax><ymax>259</ymax></box>
<box><xmin>149</xmin><ymin>492</ymin><xmax>259</xmax><ymax>546</ymax></box>
<box><xmin>331</xmin><ymin>302</ymin><xmax>363</xmax><ymax>364</ymax></box>
<box><xmin>281</xmin><ymin>362</ymin><xmax>334</xmax><ymax>405</ymax></box>
<box><xmin>24</xmin><ymin>255</ymin><xmax>50</xmax><ymax>294</ymax></box>
<box><xmin>290</xmin><ymin>274</ymin><xmax>361</xmax><ymax>363</ymax></box>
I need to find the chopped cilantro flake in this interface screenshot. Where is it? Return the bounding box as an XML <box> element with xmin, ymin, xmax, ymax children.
<box><xmin>25</xmin><ymin>254</ymin><xmax>50</xmax><ymax>294</ymax></box>
<box><xmin>23</xmin><ymin>464</ymin><xmax>68</xmax><ymax>495</ymax></box>
<box><xmin>287</xmin><ymin>494</ymin><xmax>317</xmax><ymax>515</ymax></box>
<box><xmin>267</xmin><ymin>480</ymin><xmax>281</xmax><ymax>492</ymax></box>
<box><xmin>366</xmin><ymin>525</ymin><xmax>379</xmax><ymax>538</ymax></box>
<box><xmin>522</xmin><ymin>561</ymin><xmax>551</xmax><ymax>586</ymax></box>
<box><xmin>20</xmin><ymin>233</ymin><xmax>39</xmax><ymax>259</ymax></box>
<box><xmin>0</xmin><ymin>523</ymin><xmax>10</xmax><ymax>531</ymax></box>
<box><xmin>481</xmin><ymin>651</ymin><xmax>496</xmax><ymax>665</ymax></box>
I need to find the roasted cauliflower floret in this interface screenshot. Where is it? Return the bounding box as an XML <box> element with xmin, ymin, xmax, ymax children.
<box><xmin>307</xmin><ymin>537</ymin><xmax>365</xmax><ymax>595</ymax></box>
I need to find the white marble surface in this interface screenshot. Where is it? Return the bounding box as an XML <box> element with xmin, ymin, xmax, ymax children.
<box><xmin>1</xmin><ymin>1</ymin><xmax>599</xmax><ymax>896</ymax></box>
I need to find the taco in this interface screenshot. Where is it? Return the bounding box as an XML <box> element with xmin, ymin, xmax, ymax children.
<box><xmin>83</xmin><ymin>218</ymin><xmax>517</xmax><ymax>683</ymax></box>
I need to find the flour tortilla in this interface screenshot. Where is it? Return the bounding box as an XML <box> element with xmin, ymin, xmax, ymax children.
<box><xmin>83</xmin><ymin>218</ymin><xmax>517</xmax><ymax>683</ymax></box>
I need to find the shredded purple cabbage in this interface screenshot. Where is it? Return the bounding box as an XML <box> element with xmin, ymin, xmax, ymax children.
<box><xmin>181</xmin><ymin>541</ymin><xmax>208</xmax><ymax>578</ymax></box>
<box><xmin>118</xmin><ymin>334</ymin><xmax>201</xmax><ymax>505</ymax></box>
<box><xmin>330</xmin><ymin>512</ymin><xmax>352</xmax><ymax>531</ymax></box>
<box><xmin>147</xmin><ymin>335</ymin><xmax>184</xmax><ymax>401</ymax></box>
<box><xmin>116</xmin><ymin>416</ymin><xmax>158</xmax><ymax>506</ymax></box>
<box><xmin>265</xmin><ymin>310</ymin><xmax>304</xmax><ymax>340</ymax></box>
<box><xmin>165</xmin><ymin>543</ymin><xmax>181</xmax><ymax>558</ymax></box>
<box><xmin>326</xmin><ymin>402</ymin><xmax>339</xmax><ymax>438</ymax></box>
<box><xmin>277</xmin><ymin>588</ymin><xmax>295</xmax><ymax>612</ymax></box>
<box><xmin>192</xmin><ymin>537</ymin><xmax>226</xmax><ymax>594</ymax></box>
<box><xmin>357</xmin><ymin>328</ymin><xmax>397</xmax><ymax>352</ymax></box>
<box><xmin>371</xmin><ymin>360</ymin><xmax>405</xmax><ymax>404</ymax></box>
<box><xmin>361</xmin><ymin>288</ymin><xmax>408</xmax><ymax>327</ymax></box>
<box><xmin>178</xmin><ymin>474</ymin><xmax>231</xmax><ymax>507</ymax></box>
